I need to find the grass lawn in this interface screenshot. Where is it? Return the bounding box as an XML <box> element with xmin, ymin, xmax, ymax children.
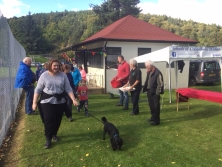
<box><xmin>29</xmin><ymin>55</ymin><xmax>48</xmax><ymax>63</ymax></box>
<box><xmin>17</xmin><ymin>84</ymin><xmax>222</xmax><ymax>167</ymax></box>
<box><xmin>0</xmin><ymin>67</ymin><xmax>17</xmax><ymax>78</ymax></box>
<box><xmin>0</xmin><ymin>55</ymin><xmax>47</xmax><ymax>78</ymax></box>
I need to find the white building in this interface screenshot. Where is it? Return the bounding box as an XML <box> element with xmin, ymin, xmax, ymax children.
<box><xmin>68</xmin><ymin>15</ymin><xmax>198</xmax><ymax>94</ymax></box>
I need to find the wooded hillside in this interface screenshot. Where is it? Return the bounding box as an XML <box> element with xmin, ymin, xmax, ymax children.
<box><xmin>8</xmin><ymin>10</ymin><xmax>222</xmax><ymax>54</ymax></box>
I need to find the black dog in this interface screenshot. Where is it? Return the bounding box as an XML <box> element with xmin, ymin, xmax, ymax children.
<box><xmin>101</xmin><ymin>117</ymin><xmax>123</xmax><ymax>151</ymax></box>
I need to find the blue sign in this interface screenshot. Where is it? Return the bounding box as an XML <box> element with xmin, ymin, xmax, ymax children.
<box><xmin>172</xmin><ymin>52</ymin><xmax>176</xmax><ymax>57</ymax></box>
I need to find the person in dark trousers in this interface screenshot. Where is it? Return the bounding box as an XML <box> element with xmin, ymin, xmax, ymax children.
<box><xmin>38</xmin><ymin>62</ymin><xmax>49</xmax><ymax>79</ymax></box>
<box><xmin>36</xmin><ymin>64</ymin><xmax>42</xmax><ymax>81</ymax></box>
<box><xmin>62</xmin><ymin>64</ymin><xmax>75</xmax><ymax>122</ymax></box>
<box><xmin>71</xmin><ymin>65</ymin><xmax>81</xmax><ymax>98</ymax></box>
<box><xmin>143</xmin><ymin>60</ymin><xmax>164</xmax><ymax>126</ymax></box>
<box><xmin>14</xmin><ymin>57</ymin><xmax>37</xmax><ymax>115</ymax></box>
<box><xmin>123</xmin><ymin>59</ymin><xmax>142</xmax><ymax>115</ymax></box>
<box><xmin>114</xmin><ymin>55</ymin><xmax>130</xmax><ymax>110</ymax></box>
<box><xmin>32</xmin><ymin>59</ymin><xmax>78</xmax><ymax>149</ymax></box>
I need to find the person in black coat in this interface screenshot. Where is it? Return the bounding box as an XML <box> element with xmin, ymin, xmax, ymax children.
<box><xmin>123</xmin><ymin>59</ymin><xmax>142</xmax><ymax>115</ymax></box>
<box><xmin>63</xmin><ymin>64</ymin><xmax>75</xmax><ymax>122</ymax></box>
<box><xmin>36</xmin><ymin>65</ymin><xmax>42</xmax><ymax>81</ymax></box>
<box><xmin>143</xmin><ymin>60</ymin><xmax>164</xmax><ymax>126</ymax></box>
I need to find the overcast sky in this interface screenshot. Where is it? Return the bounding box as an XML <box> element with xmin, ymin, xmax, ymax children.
<box><xmin>0</xmin><ymin>0</ymin><xmax>221</xmax><ymax>26</ymax></box>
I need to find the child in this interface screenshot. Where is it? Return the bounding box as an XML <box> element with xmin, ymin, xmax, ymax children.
<box><xmin>77</xmin><ymin>79</ymin><xmax>89</xmax><ymax>116</ymax></box>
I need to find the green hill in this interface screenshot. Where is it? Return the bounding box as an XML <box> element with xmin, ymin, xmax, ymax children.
<box><xmin>7</xmin><ymin>10</ymin><xmax>222</xmax><ymax>54</ymax></box>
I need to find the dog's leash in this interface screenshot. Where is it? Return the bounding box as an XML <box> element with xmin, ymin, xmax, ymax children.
<box><xmin>87</xmin><ymin>112</ymin><xmax>103</xmax><ymax>123</ymax></box>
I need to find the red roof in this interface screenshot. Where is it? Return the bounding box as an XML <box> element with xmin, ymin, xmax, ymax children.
<box><xmin>83</xmin><ymin>15</ymin><xmax>197</xmax><ymax>44</ymax></box>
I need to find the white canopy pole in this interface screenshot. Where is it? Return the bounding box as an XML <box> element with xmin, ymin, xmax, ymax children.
<box><xmin>219</xmin><ymin>59</ymin><xmax>222</xmax><ymax>92</ymax></box>
<box><xmin>168</xmin><ymin>62</ymin><xmax>172</xmax><ymax>103</ymax></box>
<box><xmin>175</xmin><ymin>61</ymin><xmax>178</xmax><ymax>89</ymax></box>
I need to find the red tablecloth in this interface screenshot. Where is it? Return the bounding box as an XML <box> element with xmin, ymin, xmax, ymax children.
<box><xmin>176</xmin><ymin>88</ymin><xmax>222</xmax><ymax>104</ymax></box>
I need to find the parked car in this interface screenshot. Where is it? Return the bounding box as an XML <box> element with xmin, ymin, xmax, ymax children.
<box><xmin>31</xmin><ymin>62</ymin><xmax>41</xmax><ymax>67</ymax></box>
<box><xmin>189</xmin><ymin>60</ymin><xmax>221</xmax><ymax>86</ymax></box>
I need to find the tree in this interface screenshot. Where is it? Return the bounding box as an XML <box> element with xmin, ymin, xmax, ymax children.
<box><xmin>8</xmin><ymin>10</ymin><xmax>222</xmax><ymax>53</ymax></box>
<box><xmin>8</xmin><ymin>16</ymin><xmax>24</xmax><ymax>43</ymax></box>
<box><xmin>90</xmin><ymin>0</ymin><xmax>142</xmax><ymax>26</ymax></box>
<box><xmin>149</xmin><ymin>16</ymin><xmax>162</xmax><ymax>27</ymax></box>
<box><xmin>21</xmin><ymin>12</ymin><xmax>41</xmax><ymax>54</ymax></box>
<box><xmin>207</xmin><ymin>25</ymin><xmax>222</xmax><ymax>46</ymax></box>
<box><xmin>181</xmin><ymin>24</ymin><xmax>193</xmax><ymax>38</ymax></box>
<box><xmin>161</xmin><ymin>21</ymin><xmax>172</xmax><ymax>32</ymax></box>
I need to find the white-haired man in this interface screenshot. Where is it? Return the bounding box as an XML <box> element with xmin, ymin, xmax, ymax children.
<box><xmin>143</xmin><ymin>60</ymin><xmax>164</xmax><ymax>125</ymax></box>
<box><xmin>14</xmin><ymin>57</ymin><xmax>37</xmax><ymax>115</ymax></box>
<box><xmin>124</xmin><ymin>59</ymin><xmax>142</xmax><ymax>115</ymax></box>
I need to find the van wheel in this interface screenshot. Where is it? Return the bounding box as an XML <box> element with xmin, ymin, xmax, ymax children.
<box><xmin>189</xmin><ymin>77</ymin><xmax>197</xmax><ymax>86</ymax></box>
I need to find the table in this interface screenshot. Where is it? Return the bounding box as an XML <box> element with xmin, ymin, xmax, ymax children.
<box><xmin>176</xmin><ymin>88</ymin><xmax>222</xmax><ymax>111</ymax></box>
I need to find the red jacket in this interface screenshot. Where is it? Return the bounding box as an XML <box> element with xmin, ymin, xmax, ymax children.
<box><xmin>116</xmin><ymin>60</ymin><xmax>130</xmax><ymax>84</ymax></box>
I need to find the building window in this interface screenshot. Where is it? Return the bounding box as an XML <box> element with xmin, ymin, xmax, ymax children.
<box><xmin>138</xmin><ymin>48</ymin><xmax>151</xmax><ymax>56</ymax></box>
<box><xmin>87</xmin><ymin>48</ymin><xmax>103</xmax><ymax>69</ymax></box>
<box><xmin>106</xmin><ymin>47</ymin><xmax>121</xmax><ymax>69</ymax></box>
<box><xmin>137</xmin><ymin>48</ymin><xmax>151</xmax><ymax>68</ymax></box>
<box><xmin>75</xmin><ymin>48</ymin><xmax>103</xmax><ymax>69</ymax></box>
<box><xmin>75</xmin><ymin>51</ymin><xmax>84</xmax><ymax>66</ymax></box>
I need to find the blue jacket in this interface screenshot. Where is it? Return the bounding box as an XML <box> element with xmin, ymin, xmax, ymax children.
<box><xmin>71</xmin><ymin>67</ymin><xmax>81</xmax><ymax>86</ymax></box>
<box><xmin>36</xmin><ymin>69</ymin><xmax>42</xmax><ymax>81</ymax></box>
<box><xmin>38</xmin><ymin>68</ymin><xmax>47</xmax><ymax>78</ymax></box>
<box><xmin>35</xmin><ymin>65</ymin><xmax>42</xmax><ymax>81</ymax></box>
<box><xmin>14</xmin><ymin>62</ymin><xmax>33</xmax><ymax>88</ymax></box>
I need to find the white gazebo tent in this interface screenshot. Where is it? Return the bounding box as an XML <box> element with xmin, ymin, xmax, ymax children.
<box><xmin>134</xmin><ymin>46</ymin><xmax>222</xmax><ymax>103</ymax></box>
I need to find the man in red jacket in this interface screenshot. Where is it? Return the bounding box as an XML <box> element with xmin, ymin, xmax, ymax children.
<box><xmin>115</xmin><ymin>55</ymin><xmax>130</xmax><ymax>110</ymax></box>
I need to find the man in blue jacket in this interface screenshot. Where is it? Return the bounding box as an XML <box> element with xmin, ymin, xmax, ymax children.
<box><xmin>14</xmin><ymin>57</ymin><xmax>37</xmax><ymax>115</ymax></box>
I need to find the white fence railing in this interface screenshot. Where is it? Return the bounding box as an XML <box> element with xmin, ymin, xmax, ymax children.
<box><xmin>0</xmin><ymin>13</ymin><xmax>25</xmax><ymax>146</ymax></box>
<box><xmin>86</xmin><ymin>74</ymin><xmax>103</xmax><ymax>88</ymax></box>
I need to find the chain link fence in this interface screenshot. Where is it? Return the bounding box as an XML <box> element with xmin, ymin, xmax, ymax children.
<box><xmin>0</xmin><ymin>13</ymin><xmax>26</xmax><ymax>146</ymax></box>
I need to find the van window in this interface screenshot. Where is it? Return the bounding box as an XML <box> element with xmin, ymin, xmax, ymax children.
<box><xmin>190</xmin><ymin>63</ymin><xmax>199</xmax><ymax>71</ymax></box>
<box><xmin>204</xmin><ymin>62</ymin><xmax>219</xmax><ymax>71</ymax></box>
<box><xmin>216</xmin><ymin>62</ymin><xmax>220</xmax><ymax>69</ymax></box>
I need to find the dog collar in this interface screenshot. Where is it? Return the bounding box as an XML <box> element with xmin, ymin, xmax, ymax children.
<box><xmin>114</xmin><ymin>134</ymin><xmax>118</xmax><ymax>138</ymax></box>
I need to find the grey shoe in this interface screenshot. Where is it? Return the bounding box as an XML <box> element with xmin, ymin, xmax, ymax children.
<box><xmin>68</xmin><ymin>117</ymin><xmax>73</xmax><ymax>122</ymax></box>
<box><xmin>52</xmin><ymin>135</ymin><xmax>60</xmax><ymax>142</ymax></box>
<box><xmin>44</xmin><ymin>140</ymin><xmax>51</xmax><ymax>149</ymax></box>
